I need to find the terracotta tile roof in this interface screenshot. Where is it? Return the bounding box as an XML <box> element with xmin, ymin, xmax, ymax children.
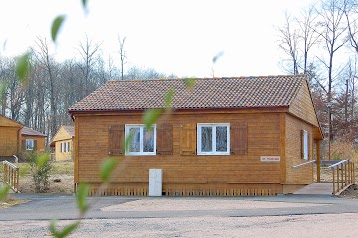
<box><xmin>21</xmin><ymin>126</ymin><xmax>46</xmax><ymax>137</ymax></box>
<box><xmin>69</xmin><ymin>75</ymin><xmax>306</xmax><ymax>112</ymax></box>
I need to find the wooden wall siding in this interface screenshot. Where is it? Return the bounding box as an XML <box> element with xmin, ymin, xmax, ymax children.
<box><xmin>0</xmin><ymin>116</ymin><xmax>22</xmax><ymax>127</ymax></box>
<box><xmin>0</xmin><ymin>127</ymin><xmax>20</xmax><ymax>156</ymax></box>
<box><xmin>75</xmin><ymin>112</ymin><xmax>283</xmax><ymax>190</ymax></box>
<box><xmin>288</xmin><ymin>81</ymin><xmax>319</xmax><ymax>129</ymax></box>
<box><xmin>285</xmin><ymin>114</ymin><xmax>314</xmax><ymax>184</ymax></box>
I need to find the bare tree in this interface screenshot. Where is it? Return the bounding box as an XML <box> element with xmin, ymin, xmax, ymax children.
<box><xmin>32</xmin><ymin>37</ymin><xmax>59</xmax><ymax>137</ymax></box>
<box><xmin>77</xmin><ymin>35</ymin><xmax>102</xmax><ymax>96</ymax></box>
<box><xmin>296</xmin><ymin>6</ymin><xmax>320</xmax><ymax>74</ymax></box>
<box><xmin>315</xmin><ymin>0</ymin><xmax>350</xmax><ymax>102</ymax></box>
<box><xmin>118</xmin><ymin>36</ymin><xmax>127</xmax><ymax>80</ymax></box>
<box><xmin>344</xmin><ymin>0</ymin><xmax>358</xmax><ymax>54</ymax></box>
<box><xmin>277</xmin><ymin>12</ymin><xmax>300</xmax><ymax>74</ymax></box>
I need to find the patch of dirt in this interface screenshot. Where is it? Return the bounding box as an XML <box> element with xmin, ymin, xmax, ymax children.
<box><xmin>18</xmin><ymin>174</ymin><xmax>74</xmax><ymax>194</ymax></box>
<box><xmin>0</xmin><ymin>198</ymin><xmax>28</xmax><ymax>209</ymax></box>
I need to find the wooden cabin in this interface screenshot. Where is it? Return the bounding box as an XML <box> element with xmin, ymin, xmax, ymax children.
<box><xmin>20</xmin><ymin>126</ymin><xmax>47</xmax><ymax>154</ymax></box>
<box><xmin>50</xmin><ymin>126</ymin><xmax>74</xmax><ymax>161</ymax></box>
<box><xmin>0</xmin><ymin>116</ymin><xmax>46</xmax><ymax>161</ymax></box>
<box><xmin>0</xmin><ymin>115</ymin><xmax>23</xmax><ymax>161</ymax></box>
<box><xmin>69</xmin><ymin>74</ymin><xmax>323</xmax><ymax>196</ymax></box>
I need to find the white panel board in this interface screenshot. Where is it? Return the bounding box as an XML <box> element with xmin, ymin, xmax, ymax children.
<box><xmin>149</xmin><ymin>168</ymin><xmax>162</xmax><ymax>196</ymax></box>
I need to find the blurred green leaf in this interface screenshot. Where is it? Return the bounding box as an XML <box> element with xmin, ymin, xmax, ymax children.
<box><xmin>212</xmin><ymin>51</ymin><xmax>224</xmax><ymax>63</ymax></box>
<box><xmin>50</xmin><ymin>220</ymin><xmax>80</xmax><ymax>238</ymax></box>
<box><xmin>0</xmin><ymin>184</ymin><xmax>10</xmax><ymax>201</ymax></box>
<box><xmin>76</xmin><ymin>183</ymin><xmax>89</xmax><ymax>214</ymax></box>
<box><xmin>19</xmin><ymin>167</ymin><xmax>28</xmax><ymax>177</ymax></box>
<box><xmin>184</xmin><ymin>78</ymin><xmax>197</xmax><ymax>89</ymax></box>
<box><xmin>15</xmin><ymin>52</ymin><xmax>31</xmax><ymax>83</ymax></box>
<box><xmin>82</xmin><ymin>0</ymin><xmax>88</xmax><ymax>9</ymax></box>
<box><xmin>143</xmin><ymin>109</ymin><xmax>162</xmax><ymax>129</ymax></box>
<box><xmin>164</xmin><ymin>89</ymin><xmax>175</xmax><ymax>109</ymax></box>
<box><xmin>51</xmin><ymin>15</ymin><xmax>65</xmax><ymax>43</ymax></box>
<box><xmin>100</xmin><ymin>158</ymin><xmax>118</xmax><ymax>183</ymax></box>
<box><xmin>36</xmin><ymin>153</ymin><xmax>49</xmax><ymax>168</ymax></box>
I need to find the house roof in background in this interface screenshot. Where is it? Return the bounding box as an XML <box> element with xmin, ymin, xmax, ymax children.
<box><xmin>50</xmin><ymin>126</ymin><xmax>75</xmax><ymax>147</ymax></box>
<box><xmin>0</xmin><ymin>115</ymin><xmax>23</xmax><ymax>127</ymax></box>
<box><xmin>21</xmin><ymin>126</ymin><xmax>46</xmax><ymax>137</ymax></box>
<box><xmin>68</xmin><ymin>75</ymin><xmax>306</xmax><ymax>112</ymax></box>
<box><xmin>62</xmin><ymin>126</ymin><xmax>75</xmax><ymax>137</ymax></box>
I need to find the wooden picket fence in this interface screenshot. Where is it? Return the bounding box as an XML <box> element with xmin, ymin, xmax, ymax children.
<box><xmin>77</xmin><ymin>183</ymin><xmax>277</xmax><ymax>197</ymax></box>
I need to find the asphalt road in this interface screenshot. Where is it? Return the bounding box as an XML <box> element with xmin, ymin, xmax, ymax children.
<box><xmin>1</xmin><ymin>193</ymin><xmax>358</xmax><ymax>221</ymax></box>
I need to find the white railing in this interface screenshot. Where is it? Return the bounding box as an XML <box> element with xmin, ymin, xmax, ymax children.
<box><xmin>292</xmin><ymin>160</ymin><xmax>316</xmax><ymax>169</ymax></box>
<box><xmin>2</xmin><ymin>160</ymin><xmax>20</xmax><ymax>193</ymax></box>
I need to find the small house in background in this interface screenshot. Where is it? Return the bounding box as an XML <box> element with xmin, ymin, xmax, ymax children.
<box><xmin>20</xmin><ymin>126</ymin><xmax>47</xmax><ymax>154</ymax></box>
<box><xmin>69</xmin><ymin>74</ymin><xmax>323</xmax><ymax>196</ymax></box>
<box><xmin>1</xmin><ymin>115</ymin><xmax>47</xmax><ymax>161</ymax></box>
<box><xmin>50</xmin><ymin>126</ymin><xmax>74</xmax><ymax>161</ymax></box>
<box><xmin>0</xmin><ymin>115</ymin><xmax>23</xmax><ymax>161</ymax></box>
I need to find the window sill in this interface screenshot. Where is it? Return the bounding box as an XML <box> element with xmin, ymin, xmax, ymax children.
<box><xmin>197</xmin><ymin>153</ymin><xmax>230</xmax><ymax>156</ymax></box>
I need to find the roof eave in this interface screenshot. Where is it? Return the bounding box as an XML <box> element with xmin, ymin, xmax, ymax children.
<box><xmin>68</xmin><ymin>105</ymin><xmax>290</xmax><ymax>115</ymax></box>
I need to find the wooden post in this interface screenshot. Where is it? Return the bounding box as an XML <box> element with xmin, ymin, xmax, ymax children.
<box><xmin>341</xmin><ymin>164</ymin><xmax>344</xmax><ymax>190</ymax></box>
<box><xmin>316</xmin><ymin>140</ymin><xmax>321</xmax><ymax>183</ymax></box>
<box><xmin>348</xmin><ymin>162</ymin><xmax>351</xmax><ymax>184</ymax></box>
<box><xmin>332</xmin><ymin>167</ymin><xmax>335</xmax><ymax>194</ymax></box>
<box><xmin>353</xmin><ymin>162</ymin><xmax>356</xmax><ymax>184</ymax></box>
<box><xmin>344</xmin><ymin>163</ymin><xmax>347</xmax><ymax>187</ymax></box>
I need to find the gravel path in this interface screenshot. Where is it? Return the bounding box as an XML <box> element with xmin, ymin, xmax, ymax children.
<box><xmin>0</xmin><ymin>213</ymin><xmax>357</xmax><ymax>238</ymax></box>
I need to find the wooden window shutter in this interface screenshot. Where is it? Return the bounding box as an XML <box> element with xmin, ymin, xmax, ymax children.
<box><xmin>230</xmin><ymin>123</ymin><xmax>248</xmax><ymax>155</ymax></box>
<box><xmin>157</xmin><ymin>124</ymin><xmax>173</xmax><ymax>155</ymax></box>
<box><xmin>180</xmin><ymin>124</ymin><xmax>196</xmax><ymax>155</ymax></box>
<box><xmin>34</xmin><ymin>140</ymin><xmax>37</xmax><ymax>151</ymax></box>
<box><xmin>108</xmin><ymin>125</ymin><xmax>124</xmax><ymax>155</ymax></box>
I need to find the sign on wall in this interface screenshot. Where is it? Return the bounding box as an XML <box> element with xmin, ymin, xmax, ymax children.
<box><xmin>260</xmin><ymin>156</ymin><xmax>280</xmax><ymax>162</ymax></box>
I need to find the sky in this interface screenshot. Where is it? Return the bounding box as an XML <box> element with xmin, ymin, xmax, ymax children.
<box><xmin>0</xmin><ymin>0</ymin><xmax>317</xmax><ymax>78</ymax></box>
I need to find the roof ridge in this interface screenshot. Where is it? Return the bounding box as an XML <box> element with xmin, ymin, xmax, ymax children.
<box><xmin>106</xmin><ymin>74</ymin><xmax>308</xmax><ymax>83</ymax></box>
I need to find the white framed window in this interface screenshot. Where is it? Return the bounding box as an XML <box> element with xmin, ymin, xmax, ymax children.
<box><xmin>197</xmin><ymin>123</ymin><xmax>230</xmax><ymax>155</ymax></box>
<box><xmin>26</xmin><ymin>139</ymin><xmax>34</xmax><ymax>150</ymax></box>
<box><xmin>61</xmin><ymin>142</ymin><xmax>65</xmax><ymax>153</ymax></box>
<box><xmin>125</xmin><ymin>124</ymin><xmax>156</xmax><ymax>155</ymax></box>
<box><xmin>65</xmin><ymin>142</ymin><xmax>70</xmax><ymax>152</ymax></box>
<box><xmin>303</xmin><ymin>130</ymin><xmax>309</xmax><ymax>160</ymax></box>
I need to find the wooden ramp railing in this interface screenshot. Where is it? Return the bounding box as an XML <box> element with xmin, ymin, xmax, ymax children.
<box><xmin>2</xmin><ymin>160</ymin><xmax>20</xmax><ymax>193</ymax></box>
<box><xmin>328</xmin><ymin>160</ymin><xmax>355</xmax><ymax>195</ymax></box>
<box><xmin>292</xmin><ymin>160</ymin><xmax>316</xmax><ymax>169</ymax></box>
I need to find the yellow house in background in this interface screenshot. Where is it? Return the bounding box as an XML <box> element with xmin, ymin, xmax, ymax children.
<box><xmin>50</xmin><ymin>126</ymin><xmax>74</xmax><ymax>161</ymax></box>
